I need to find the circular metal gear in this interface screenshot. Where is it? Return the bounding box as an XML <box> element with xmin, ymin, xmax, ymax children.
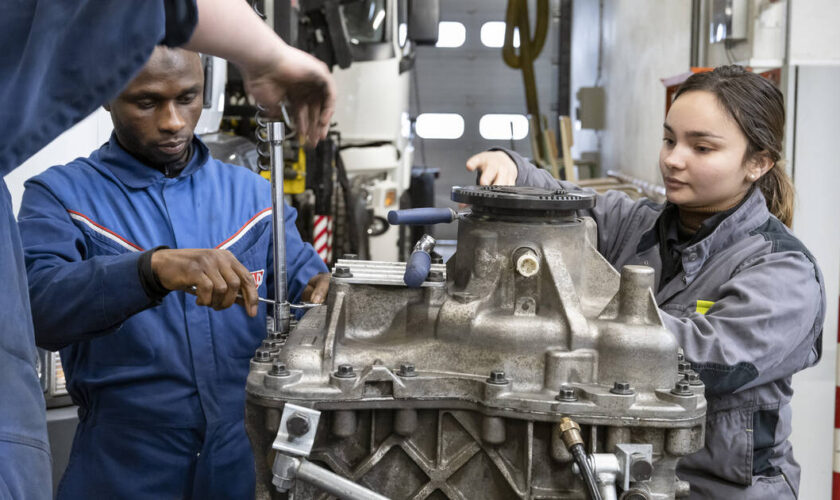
<box><xmin>451</xmin><ymin>185</ymin><xmax>595</xmax><ymax>213</ymax></box>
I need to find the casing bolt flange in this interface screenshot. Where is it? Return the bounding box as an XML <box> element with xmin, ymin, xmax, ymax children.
<box><xmin>333</xmin><ymin>266</ymin><xmax>353</xmax><ymax>278</ymax></box>
<box><xmin>253</xmin><ymin>348</ymin><xmax>272</xmax><ymax>363</ymax></box>
<box><xmin>683</xmin><ymin>370</ymin><xmax>703</xmax><ymax>386</ymax></box>
<box><xmin>334</xmin><ymin>364</ymin><xmax>356</xmax><ymax>378</ymax></box>
<box><xmin>556</xmin><ymin>385</ymin><xmax>578</xmax><ymax>402</ymax></box>
<box><xmin>486</xmin><ymin>370</ymin><xmax>509</xmax><ymax>385</ymax></box>
<box><xmin>398</xmin><ymin>363</ymin><xmax>417</xmax><ymax>377</ymax></box>
<box><xmin>610</xmin><ymin>381</ymin><xmax>634</xmax><ymax>395</ymax></box>
<box><xmin>671</xmin><ymin>380</ymin><xmax>693</xmax><ymax>396</ymax></box>
<box><xmin>270</xmin><ymin>361</ymin><xmax>290</xmax><ymax>377</ymax></box>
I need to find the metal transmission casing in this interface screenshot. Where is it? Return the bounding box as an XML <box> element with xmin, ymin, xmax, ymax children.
<box><xmin>246</xmin><ymin>186</ymin><xmax>706</xmax><ymax>499</ymax></box>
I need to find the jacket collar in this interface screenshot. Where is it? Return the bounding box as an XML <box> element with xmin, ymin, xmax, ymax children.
<box><xmin>679</xmin><ymin>187</ymin><xmax>769</xmax><ymax>279</ymax></box>
<box><xmin>637</xmin><ymin>187</ymin><xmax>770</xmax><ymax>281</ymax></box>
<box><xmin>90</xmin><ymin>133</ymin><xmax>210</xmax><ymax>189</ymax></box>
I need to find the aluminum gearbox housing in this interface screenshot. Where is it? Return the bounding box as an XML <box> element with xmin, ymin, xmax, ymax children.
<box><xmin>246</xmin><ymin>186</ymin><xmax>706</xmax><ymax>499</ymax></box>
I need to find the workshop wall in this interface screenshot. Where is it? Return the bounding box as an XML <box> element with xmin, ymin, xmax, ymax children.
<box><xmin>783</xmin><ymin>3</ymin><xmax>840</xmax><ymax>493</ymax></box>
<box><xmin>4</xmin><ymin>109</ymin><xmax>112</xmax><ymax>214</ymax></box>
<box><xmin>568</xmin><ymin>0</ymin><xmax>599</xmax><ymax>165</ymax></box>
<box><xmin>595</xmin><ymin>0</ymin><xmax>691</xmax><ymax>186</ymax></box>
<box><xmin>788</xmin><ymin>0</ymin><xmax>840</xmax><ymax>65</ymax></box>
<box><xmin>787</xmin><ymin>63</ymin><xmax>840</xmax><ymax>500</ymax></box>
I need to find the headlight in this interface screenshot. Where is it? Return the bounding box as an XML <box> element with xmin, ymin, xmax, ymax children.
<box><xmin>367</xmin><ymin>216</ymin><xmax>389</xmax><ymax>236</ymax></box>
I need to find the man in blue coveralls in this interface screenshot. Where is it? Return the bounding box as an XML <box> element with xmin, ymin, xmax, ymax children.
<box><xmin>17</xmin><ymin>45</ymin><xmax>330</xmax><ymax>498</ymax></box>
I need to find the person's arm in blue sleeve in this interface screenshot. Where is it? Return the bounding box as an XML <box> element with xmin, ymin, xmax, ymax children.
<box><xmin>0</xmin><ymin>183</ymin><xmax>51</xmax><ymax>500</ymax></box>
<box><xmin>18</xmin><ymin>182</ymin><xmax>157</xmax><ymax>351</ymax></box>
<box><xmin>265</xmin><ymin>202</ymin><xmax>329</xmax><ymax>305</ymax></box>
<box><xmin>469</xmin><ymin>148</ymin><xmax>652</xmax><ymax>264</ymax></box>
<box><xmin>3</xmin><ymin>0</ymin><xmax>337</xmax><ymax>176</ymax></box>
<box><xmin>0</xmin><ymin>0</ymin><xmax>199</xmax><ymax>176</ymax></box>
<box><xmin>661</xmin><ymin>250</ymin><xmax>824</xmax><ymax>396</ymax></box>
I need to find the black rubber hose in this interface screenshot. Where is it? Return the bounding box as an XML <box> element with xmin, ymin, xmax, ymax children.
<box><xmin>570</xmin><ymin>444</ymin><xmax>602</xmax><ymax>500</ymax></box>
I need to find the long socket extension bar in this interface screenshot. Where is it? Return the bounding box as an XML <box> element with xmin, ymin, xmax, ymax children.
<box><xmin>273</xmin><ymin>454</ymin><xmax>390</xmax><ymax>500</ymax></box>
<box><xmin>269</xmin><ymin>122</ymin><xmax>291</xmax><ymax>335</ymax></box>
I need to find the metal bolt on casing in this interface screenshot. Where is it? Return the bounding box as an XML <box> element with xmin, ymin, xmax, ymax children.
<box><xmin>398</xmin><ymin>363</ymin><xmax>417</xmax><ymax>377</ymax></box>
<box><xmin>253</xmin><ymin>348</ymin><xmax>272</xmax><ymax>363</ymax></box>
<box><xmin>556</xmin><ymin>385</ymin><xmax>578</xmax><ymax>402</ymax></box>
<box><xmin>286</xmin><ymin>413</ymin><xmax>311</xmax><ymax>438</ymax></box>
<box><xmin>629</xmin><ymin>452</ymin><xmax>654</xmax><ymax>481</ymax></box>
<box><xmin>671</xmin><ymin>380</ymin><xmax>693</xmax><ymax>396</ymax></box>
<box><xmin>677</xmin><ymin>361</ymin><xmax>691</xmax><ymax>373</ymax></box>
<box><xmin>610</xmin><ymin>381</ymin><xmax>634</xmax><ymax>395</ymax></box>
<box><xmin>270</xmin><ymin>361</ymin><xmax>290</xmax><ymax>377</ymax></box>
<box><xmin>683</xmin><ymin>370</ymin><xmax>703</xmax><ymax>386</ymax></box>
<box><xmin>333</xmin><ymin>266</ymin><xmax>353</xmax><ymax>278</ymax></box>
<box><xmin>427</xmin><ymin>270</ymin><xmax>445</xmax><ymax>282</ymax></box>
<box><xmin>262</xmin><ymin>339</ymin><xmax>282</xmax><ymax>351</ymax></box>
<box><xmin>486</xmin><ymin>370</ymin><xmax>509</xmax><ymax>385</ymax></box>
<box><xmin>334</xmin><ymin>364</ymin><xmax>356</xmax><ymax>378</ymax></box>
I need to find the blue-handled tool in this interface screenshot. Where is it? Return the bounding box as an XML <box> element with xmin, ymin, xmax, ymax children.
<box><xmin>387</xmin><ymin>207</ymin><xmax>468</xmax><ymax>226</ymax></box>
<box><xmin>404</xmin><ymin>234</ymin><xmax>436</xmax><ymax>288</ymax></box>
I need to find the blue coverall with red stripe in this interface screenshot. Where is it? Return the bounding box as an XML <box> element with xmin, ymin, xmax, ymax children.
<box><xmin>17</xmin><ymin>135</ymin><xmax>327</xmax><ymax>498</ymax></box>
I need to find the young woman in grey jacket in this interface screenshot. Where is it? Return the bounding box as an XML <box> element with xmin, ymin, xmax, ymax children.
<box><xmin>466</xmin><ymin>66</ymin><xmax>825</xmax><ymax>499</ymax></box>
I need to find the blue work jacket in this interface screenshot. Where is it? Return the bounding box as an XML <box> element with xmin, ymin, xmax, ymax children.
<box><xmin>1</xmin><ymin>1</ymin><xmax>196</xmax><ymax>498</ymax></box>
<box><xmin>18</xmin><ymin>135</ymin><xmax>327</xmax><ymax>427</ymax></box>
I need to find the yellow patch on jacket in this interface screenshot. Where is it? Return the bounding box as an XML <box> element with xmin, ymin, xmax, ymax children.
<box><xmin>695</xmin><ymin>300</ymin><xmax>715</xmax><ymax>315</ymax></box>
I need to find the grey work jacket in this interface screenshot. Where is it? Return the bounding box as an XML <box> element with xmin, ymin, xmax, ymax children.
<box><xmin>508</xmin><ymin>152</ymin><xmax>825</xmax><ymax>499</ymax></box>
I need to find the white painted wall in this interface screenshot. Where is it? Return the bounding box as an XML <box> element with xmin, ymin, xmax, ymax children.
<box><xmin>597</xmin><ymin>1</ymin><xmax>691</xmax><ymax>185</ymax></box>
<box><xmin>3</xmin><ymin>109</ymin><xmax>112</xmax><ymax>214</ymax></box>
<box><xmin>787</xmin><ymin>64</ymin><xmax>840</xmax><ymax>500</ymax></box>
<box><xmin>788</xmin><ymin>0</ymin><xmax>840</xmax><ymax>65</ymax></box>
<box><xmin>569</xmin><ymin>0</ymin><xmax>600</xmax><ymax>162</ymax></box>
<box><xmin>784</xmin><ymin>3</ymin><xmax>840</xmax><ymax>497</ymax></box>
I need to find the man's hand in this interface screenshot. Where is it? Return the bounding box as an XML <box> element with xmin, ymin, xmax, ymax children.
<box><xmin>465</xmin><ymin>151</ymin><xmax>518</xmax><ymax>186</ymax></box>
<box><xmin>151</xmin><ymin>249</ymin><xmax>259</xmax><ymax>317</ymax></box>
<box><xmin>301</xmin><ymin>272</ymin><xmax>331</xmax><ymax>304</ymax></box>
<box><xmin>241</xmin><ymin>44</ymin><xmax>336</xmax><ymax>147</ymax></box>
<box><xmin>184</xmin><ymin>0</ymin><xmax>336</xmax><ymax>147</ymax></box>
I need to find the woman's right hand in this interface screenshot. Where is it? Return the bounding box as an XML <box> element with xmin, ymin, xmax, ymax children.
<box><xmin>465</xmin><ymin>151</ymin><xmax>518</xmax><ymax>186</ymax></box>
